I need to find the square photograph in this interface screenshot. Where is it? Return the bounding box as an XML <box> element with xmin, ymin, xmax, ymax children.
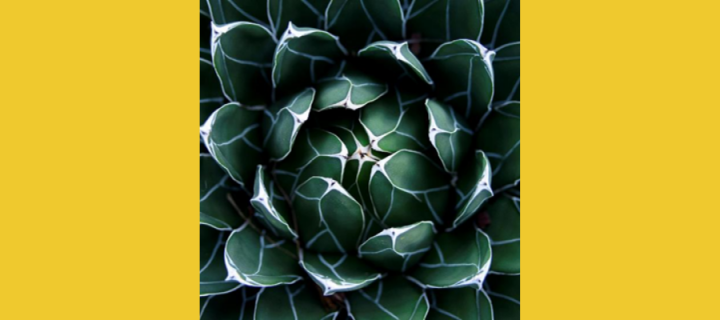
<box><xmin>200</xmin><ymin>1</ymin><xmax>519</xmax><ymax>319</ymax></box>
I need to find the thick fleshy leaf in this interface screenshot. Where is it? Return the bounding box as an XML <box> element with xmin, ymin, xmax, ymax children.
<box><xmin>262</xmin><ymin>88</ymin><xmax>315</xmax><ymax>161</ymax></box>
<box><xmin>426</xmin><ymin>99</ymin><xmax>472</xmax><ymax>173</ymax></box>
<box><xmin>314</xmin><ymin>63</ymin><xmax>388</xmax><ymax>111</ymax></box>
<box><xmin>475</xmin><ymin>101</ymin><xmax>519</xmax><ymax>189</ymax></box>
<box><xmin>368</xmin><ymin>150</ymin><xmax>450</xmax><ymax>227</ymax></box>
<box><xmin>325</xmin><ymin>0</ymin><xmax>405</xmax><ymax>51</ymax></box>
<box><xmin>347</xmin><ymin>276</ymin><xmax>430</xmax><ymax>320</ymax></box>
<box><xmin>293</xmin><ymin>177</ymin><xmax>365</xmax><ymax>253</ymax></box>
<box><xmin>485</xmin><ymin>195</ymin><xmax>520</xmax><ymax>274</ymax></box>
<box><xmin>201</xmin><ymin>103</ymin><xmax>263</xmax><ymax>189</ymax></box>
<box><xmin>492</xmin><ymin>42</ymin><xmax>520</xmax><ymax>102</ymax></box>
<box><xmin>255</xmin><ymin>283</ymin><xmax>339</xmax><ymax>320</ymax></box>
<box><xmin>409</xmin><ymin>226</ymin><xmax>492</xmax><ymax>289</ymax></box>
<box><xmin>200</xmin><ymin>287</ymin><xmax>258</xmax><ymax>320</ymax></box>
<box><xmin>426</xmin><ymin>287</ymin><xmax>493</xmax><ymax>320</ymax></box>
<box><xmin>358</xmin><ymin>221</ymin><xmax>435</xmax><ymax>272</ymax></box>
<box><xmin>274</xmin><ymin>128</ymin><xmax>348</xmax><ymax>194</ymax></box>
<box><xmin>317</xmin><ymin>112</ymin><xmax>385</xmax><ymax>213</ymax></box>
<box><xmin>212</xmin><ymin>22</ymin><xmax>276</xmax><ymax>105</ymax></box>
<box><xmin>427</xmin><ymin>39</ymin><xmax>494</xmax><ymax>128</ymax></box>
<box><xmin>485</xmin><ymin>274</ymin><xmax>520</xmax><ymax>320</ymax></box>
<box><xmin>200</xmin><ymin>154</ymin><xmax>244</xmax><ymax>230</ymax></box>
<box><xmin>360</xmin><ymin>87</ymin><xmax>430</xmax><ymax>153</ymax></box>
<box><xmin>272</xmin><ymin>24</ymin><xmax>347</xmax><ymax>95</ymax></box>
<box><xmin>201</xmin><ymin>58</ymin><xmax>224</xmax><ymax>124</ymax></box>
<box><xmin>480</xmin><ymin>0</ymin><xmax>519</xmax><ymax>49</ymax></box>
<box><xmin>224</xmin><ymin>222</ymin><xmax>303</xmax><ymax>287</ymax></box>
<box><xmin>206</xmin><ymin>0</ymin><xmax>330</xmax><ymax>37</ymax></box>
<box><xmin>206</xmin><ymin>0</ymin><xmax>268</xmax><ymax>26</ymax></box>
<box><xmin>358</xmin><ymin>41</ymin><xmax>433</xmax><ymax>85</ymax></box>
<box><xmin>250</xmin><ymin>166</ymin><xmax>297</xmax><ymax>240</ymax></box>
<box><xmin>453</xmin><ymin>150</ymin><xmax>493</xmax><ymax>229</ymax></box>
<box><xmin>405</xmin><ymin>0</ymin><xmax>484</xmax><ymax>56</ymax></box>
<box><xmin>201</xmin><ymin>225</ymin><xmax>242</xmax><ymax>296</ymax></box>
<box><xmin>300</xmin><ymin>252</ymin><xmax>382</xmax><ymax>295</ymax></box>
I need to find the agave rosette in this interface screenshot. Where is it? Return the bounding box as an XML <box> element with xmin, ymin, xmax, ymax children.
<box><xmin>200</xmin><ymin>0</ymin><xmax>520</xmax><ymax>319</ymax></box>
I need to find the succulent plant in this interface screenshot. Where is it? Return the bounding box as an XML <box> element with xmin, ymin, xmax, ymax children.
<box><xmin>200</xmin><ymin>0</ymin><xmax>519</xmax><ymax>319</ymax></box>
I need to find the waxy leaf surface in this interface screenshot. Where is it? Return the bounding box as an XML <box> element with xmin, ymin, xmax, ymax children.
<box><xmin>274</xmin><ymin>128</ymin><xmax>348</xmax><ymax>194</ymax></box>
<box><xmin>358</xmin><ymin>221</ymin><xmax>435</xmax><ymax>272</ymax></box>
<box><xmin>475</xmin><ymin>101</ymin><xmax>519</xmax><ymax>189</ymax></box>
<box><xmin>452</xmin><ymin>150</ymin><xmax>493</xmax><ymax>229</ymax></box>
<box><xmin>293</xmin><ymin>177</ymin><xmax>365</xmax><ymax>253</ymax></box>
<box><xmin>347</xmin><ymin>276</ymin><xmax>430</xmax><ymax>320</ymax></box>
<box><xmin>427</xmin><ymin>39</ymin><xmax>494</xmax><ymax>128</ymax></box>
<box><xmin>212</xmin><ymin>22</ymin><xmax>276</xmax><ymax>105</ymax></box>
<box><xmin>224</xmin><ymin>222</ymin><xmax>302</xmax><ymax>287</ymax></box>
<box><xmin>201</xmin><ymin>103</ymin><xmax>263</xmax><ymax>189</ymax></box>
<box><xmin>426</xmin><ymin>287</ymin><xmax>493</xmax><ymax>320</ymax></box>
<box><xmin>409</xmin><ymin>226</ymin><xmax>492</xmax><ymax>288</ymax></box>
<box><xmin>200</xmin><ymin>225</ymin><xmax>242</xmax><ymax>296</ymax></box>
<box><xmin>262</xmin><ymin>88</ymin><xmax>315</xmax><ymax>161</ymax></box>
<box><xmin>369</xmin><ymin>150</ymin><xmax>450</xmax><ymax>227</ymax></box>
<box><xmin>484</xmin><ymin>195</ymin><xmax>520</xmax><ymax>274</ymax></box>
<box><xmin>326</xmin><ymin>0</ymin><xmax>405</xmax><ymax>51</ymax></box>
<box><xmin>251</xmin><ymin>166</ymin><xmax>297</xmax><ymax>240</ymax></box>
<box><xmin>200</xmin><ymin>154</ymin><xmax>245</xmax><ymax>230</ymax></box>
<box><xmin>426</xmin><ymin>99</ymin><xmax>473</xmax><ymax>173</ymax></box>
<box><xmin>255</xmin><ymin>283</ymin><xmax>339</xmax><ymax>320</ymax></box>
<box><xmin>300</xmin><ymin>252</ymin><xmax>382</xmax><ymax>295</ymax></box>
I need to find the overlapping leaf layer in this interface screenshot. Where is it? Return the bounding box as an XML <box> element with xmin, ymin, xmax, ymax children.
<box><xmin>200</xmin><ymin>0</ymin><xmax>520</xmax><ymax>319</ymax></box>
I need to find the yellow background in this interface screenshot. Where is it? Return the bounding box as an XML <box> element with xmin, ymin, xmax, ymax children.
<box><xmin>1</xmin><ymin>0</ymin><xmax>719</xmax><ymax>319</ymax></box>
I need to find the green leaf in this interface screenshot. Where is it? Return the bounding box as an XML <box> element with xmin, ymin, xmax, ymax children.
<box><xmin>317</xmin><ymin>112</ymin><xmax>385</xmax><ymax>213</ymax></box>
<box><xmin>475</xmin><ymin>101</ymin><xmax>519</xmax><ymax>189</ymax></box>
<box><xmin>358</xmin><ymin>221</ymin><xmax>435</xmax><ymax>272</ymax></box>
<box><xmin>300</xmin><ymin>252</ymin><xmax>382</xmax><ymax>295</ymax></box>
<box><xmin>480</xmin><ymin>0</ymin><xmax>519</xmax><ymax>49</ymax></box>
<box><xmin>426</xmin><ymin>287</ymin><xmax>493</xmax><ymax>320</ymax></box>
<box><xmin>206</xmin><ymin>0</ymin><xmax>330</xmax><ymax>37</ymax></box>
<box><xmin>426</xmin><ymin>99</ymin><xmax>473</xmax><ymax>173</ymax></box>
<box><xmin>254</xmin><ymin>283</ymin><xmax>339</xmax><ymax>320</ymax></box>
<box><xmin>485</xmin><ymin>274</ymin><xmax>520</xmax><ymax>320</ymax></box>
<box><xmin>224</xmin><ymin>221</ymin><xmax>303</xmax><ymax>287</ymax></box>
<box><xmin>200</xmin><ymin>225</ymin><xmax>242</xmax><ymax>296</ymax></box>
<box><xmin>405</xmin><ymin>0</ymin><xmax>484</xmax><ymax>56</ymax></box>
<box><xmin>200</xmin><ymin>287</ymin><xmax>258</xmax><ymax>320</ymax></box>
<box><xmin>201</xmin><ymin>58</ymin><xmax>224</xmax><ymax>125</ymax></box>
<box><xmin>273</xmin><ymin>128</ymin><xmax>348</xmax><ymax>195</ymax></box>
<box><xmin>485</xmin><ymin>195</ymin><xmax>520</xmax><ymax>274</ymax></box>
<box><xmin>492</xmin><ymin>42</ymin><xmax>520</xmax><ymax>102</ymax></box>
<box><xmin>368</xmin><ymin>150</ymin><xmax>450</xmax><ymax>227</ymax></box>
<box><xmin>293</xmin><ymin>177</ymin><xmax>365</xmax><ymax>253</ymax></box>
<box><xmin>360</xmin><ymin>87</ymin><xmax>430</xmax><ymax>153</ymax></box>
<box><xmin>314</xmin><ymin>63</ymin><xmax>388</xmax><ymax>111</ymax></box>
<box><xmin>453</xmin><ymin>150</ymin><xmax>493</xmax><ymax>229</ymax></box>
<box><xmin>325</xmin><ymin>0</ymin><xmax>405</xmax><ymax>51</ymax></box>
<box><xmin>358</xmin><ymin>41</ymin><xmax>433</xmax><ymax>85</ymax></box>
<box><xmin>273</xmin><ymin>23</ymin><xmax>347</xmax><ymax>95</ymax></box>
<box><xmin>212</xmin><ymin>22</ymin><xmax>276</xmax><ymax>105</ymax></box>
<box><xmin>346</xmin><ymin>276</ymin><xmax>430</xmax><ymax>320</ymax></box>
<box><xmin>409</xmin><ymin>226</ymin><xmax>492</xmax><ymax>289</ymax></box>
<box><xmin>262</xmin><ymin>88</ymin><xmax>315</xmax><ymax>161</ymax></box>
<box><xmin>427</xmin><ymin>39</ymin><xmax>494</xmax><ymax>128</ymax></box>
<box><xmin>206</xmin><ymin>0</ymin><xmax>268</xmax><ymax>26</ymax></box>
<box><xmin>266</xmin><ymin>0</ymin><xmax>333</xmax><ymax>37</ymax></box>
<box><xmin>201</xmin><ymin>103</ymin><xmax>263</xmax><ymax>189</ymax></box>
<box><xmin>200</xmin><ymin>154</ymin><xmax>245</xmax><ymax>230</ymax></box>
<box><xmin>250</xmin><ymin>166</ymin><xmax>298</xmax><ymax>240</ymax></box>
